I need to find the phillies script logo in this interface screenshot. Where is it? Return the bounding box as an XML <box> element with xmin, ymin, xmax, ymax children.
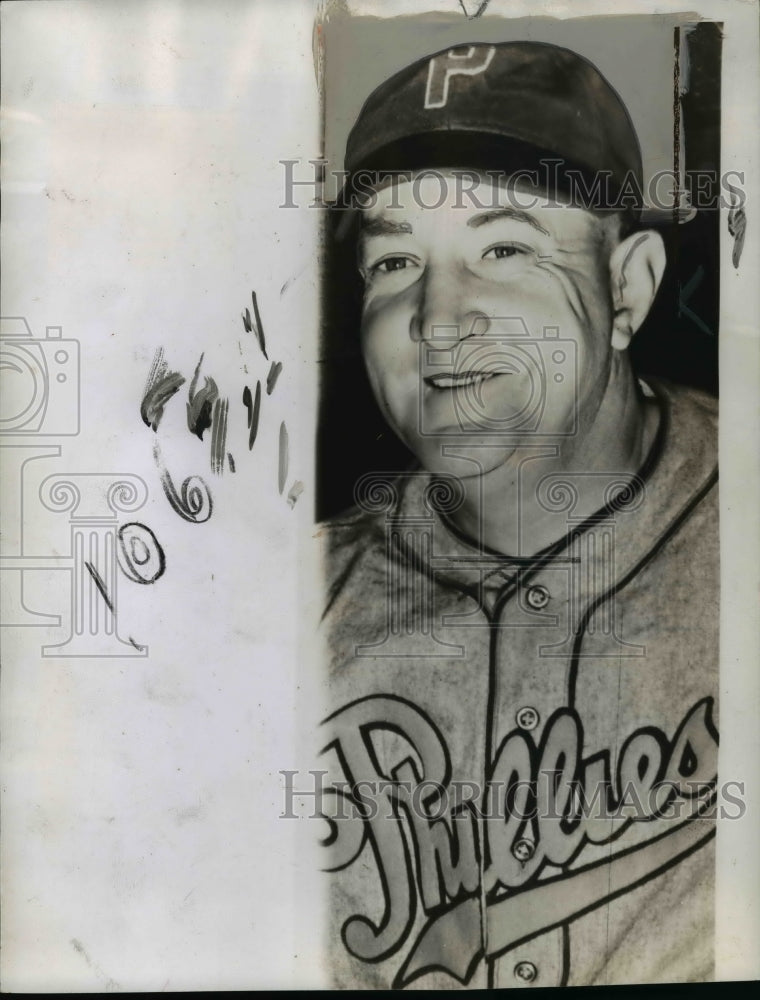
<box><xmin>319</xmin><ymin>695</ymin><xmax>718</xmax><ymax>988</ymax></box>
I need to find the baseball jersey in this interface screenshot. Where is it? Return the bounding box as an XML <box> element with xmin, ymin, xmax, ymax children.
<box><xmin>316</xmin><ymin>377</ymin><xmax>719</xmax><ymax>989</ymax></box>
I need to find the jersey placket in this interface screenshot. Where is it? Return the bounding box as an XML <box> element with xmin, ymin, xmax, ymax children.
<box><xmin>483</xmin><ymin>511</ymin><xmax>631</xmax><ymax>988</ymax></box>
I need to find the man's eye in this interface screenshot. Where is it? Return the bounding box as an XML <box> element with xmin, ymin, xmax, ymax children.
<box><xmin>483</xmin><ymin>245</ymin><xmax>525</xmax><ymax>259</ymax></box>
<box><xmin>373</xmin><ymin>256</ymin><xmax>411</xmax><ymax>273</ymax></box>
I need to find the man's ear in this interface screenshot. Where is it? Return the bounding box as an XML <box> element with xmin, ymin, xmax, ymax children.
<box><xmin>608</xmin><ymin>230</ymin><xmax>666</xmax><ymax>351</ymax></box>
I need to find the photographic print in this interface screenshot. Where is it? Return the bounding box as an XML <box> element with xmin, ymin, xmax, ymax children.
<box><xmin>1</xmin><ymin>0</ymin><xmax>758</xmax><ymax>992</ymax></box>
<box><xmin>311</xmin><ymin>0</ymin><xmax>758</xmax><ymax>990</ymax></box>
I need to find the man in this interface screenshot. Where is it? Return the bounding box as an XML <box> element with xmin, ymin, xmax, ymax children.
<box><xmin>317</xmin><ymin>41</ymin><xmax>718</xmax><ymax>989</ymax></box>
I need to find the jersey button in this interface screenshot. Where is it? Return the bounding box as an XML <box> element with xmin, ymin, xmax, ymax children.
<box><xmin>512</xmin><ymin>837</ymin><xmax>535</xmax><ymax>862</ymax></box>
<box><xmin>516</xmin><ymin>706</ymin><xmax>540</xmax><ymax>731</ymax></box>
<box><xmin>526</xmin><ymin>584</ymin><xmax>550</xmax><ymax>610</ymax></box>
<box><xmin>514</xmin><ymin>960</ymin><xmax>538</xmax><ymax>983</ymax></box>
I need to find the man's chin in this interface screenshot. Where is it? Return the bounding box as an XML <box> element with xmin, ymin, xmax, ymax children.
<box><xmin>411</xmin><ymin>434</ymin><xmax>523</xmax><ymax>481</ymax></box>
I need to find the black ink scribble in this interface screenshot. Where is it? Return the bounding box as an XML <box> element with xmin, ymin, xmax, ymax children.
<box><xmin>141</xmin><ymin>348</ymin><xmax>185</xmax><ymax>430</ymax></box>
<box><xmin>153</xmin><ymin>442</ymin><xmax>213</xmax><ymax>523</ymax></box>
<box><xmin>210</xmin><ymin>396</ymin><xmax>229</xmax><ymax>474</ymax></box>
<box><xmin>243</xmin><ymin>382</ymin><xmax>262</xmax><ymax>451</ymax></box>
<box><xmin>287</xmin><ymin>480</ymin><xmax>304</xmax><ymax>509</ymax></box>
<box><xmin>266</xmin><ymin>361</ymin><xmax>283</xmax><ymax>395</ymax></box>
<box><xmin>85</xmin><ymin>561</ymin><xmax>115</xmax><ymax>613</ymax></box>
<box><xmin>278</xmin><ymin>421</ymin><xmax>289</xmax><ymax>495</ymax></box>
<box><xmin>228</xmin><ymin>453</ymin><xmax>236</xmax><ymax>473</ymax></box>
<box><xmin>242</xmin><ymin>290</ymin><xmax>268</xmax><ymax>360</ymax></box>
<box><xmin>728</xmin><ymin>204</ymin><xmax>746</xmax><ymax>269</ymax></box>
<box><xmin>117</xmin><ymin>522</ymin><xmax>166</xmax><ymax>584</ymax></box>
<box><xmin>458</xmin><ymin>0</ymin><xmax>491</xmax><ymax>18</ymax></box>
<box><xmin>186</xmin><ymin>353</ymin><xmax>219</xmax><ymax>440</ymax></box>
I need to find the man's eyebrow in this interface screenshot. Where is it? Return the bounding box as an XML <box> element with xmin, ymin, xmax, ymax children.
<box><xmin>467</xmin><ymin>207</ymin><xmax>549</xmax><ymax>235</ymax></box>
<box><xmin>360</xmin><ymin>216</ymin><xmax>413</xmax><ymax>237</ymax></box>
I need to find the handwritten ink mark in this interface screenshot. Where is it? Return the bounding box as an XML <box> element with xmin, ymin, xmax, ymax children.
<box><xmin>279</xmin><ymin>263</ymin><xmax>308</xmax><ymax>297</ymax></box>
<box><xmin>728</xmin><ymin>205</ymin><xmax>746</xmax><ymax>269</ymax></box>
<box><xmin>266</xmin><ymin>361</ymin><xmax>283</xmax><ymax>396</ymax></box>
<box><xmin>117</xmin><ymin>523</ymin><xmax>166</xmax><ymax>584</ymax></box>
<box><xmin>141</xmin><ymin>348</ymin><xmax>185</xmax><ymax>430</ymax></box>
<box><xmin>278</xmin><ymin>421</ymin><xmax>289</xmax><ymax>495</ymax></box>
<box><xmin>210</xmin><ymin>396</ymin><xmax>229</xmax><ymax>474</ymax></box>
<box><xmin>243</xmin><ymin>382</ymin><xmax>262</xmax><ymax>451</ymax></box>
<box><xmin>128</xmin><ymin>636</ymin><xmax>145</xmax><ymax>652</ymax></box>
<box><xmin>242</xmin><ymin>290</ymin><xmax>268</xmax><ymax>360</ymax></box>
<box><xmin>228</xmin><ymin>452</ymin><xmax>236</xmax><ymax>473</ymax></box>
<box><xmin>85</xmin><ymin>561</ymin><xmax>114</xmax><ymax>613</ymax></box>
<box><xmin>153</xmin><ymin>442</ymin><xmax>213</xmax><ymax>523</ymax></box>
<box><xmin>287</xmin><ymin>480</ymin><xmax>304</xmax><ymax>509</ymax></box>
<box><xmin>186</xmin><ymin>353</ymin><xmax>219</xmax><ymax>440</ymax></box>
<box><xmin>458</xmin><ymin>0</ymin><xmax>491</xmax><ymax>18</ymax></box>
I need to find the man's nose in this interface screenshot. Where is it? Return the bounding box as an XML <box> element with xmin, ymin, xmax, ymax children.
<box><xmin>408</xmin><ymin>265</ymin><xmax>488</xmax><ymax>344</ymax></box>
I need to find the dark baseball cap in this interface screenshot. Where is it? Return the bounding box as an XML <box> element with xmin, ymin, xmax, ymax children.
<box><xmin>337</xmin><ymin>41</ymin><xmax>650</xmax><ymax>220</ymax></box>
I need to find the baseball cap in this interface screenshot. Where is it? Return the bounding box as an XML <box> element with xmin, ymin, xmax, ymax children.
<box><xmin>335</xmin><ymin>40</ymin><xmax>690</xmax><ymax>227</ymax></box>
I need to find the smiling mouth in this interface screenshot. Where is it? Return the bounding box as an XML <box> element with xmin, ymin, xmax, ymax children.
<box><xmin>424</xmin><ymin>371</ymin><xmax>506</xmax><ymax>389</ymax></box>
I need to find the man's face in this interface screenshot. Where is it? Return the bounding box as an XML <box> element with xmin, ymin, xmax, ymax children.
<box><xmin>357</xmin><ymin>170</ymin><xmax>621</xmax><ymax>478</ymax></box>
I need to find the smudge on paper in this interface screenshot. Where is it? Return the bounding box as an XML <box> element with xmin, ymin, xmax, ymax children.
<box><xmin>278</xmin><ymin>421</ymin><xmax>289</xmax><ymax>495</ymax></box>
<box><xmin>243</xmin><ymin>381</ymin><xmax>262</xmax><ymax>451</ymax></box>
<box><xmin>287</xmin><ymin>480</ymin><xmax>304</xmax><ymax>509</ymax></box>
<box><xmin>141</xmin><ymin>348</ymin><xmax>185</xmax><ymax>431</ymax></box>
<box><xmin>242</xmin><ymin>290</ymin><xmax>268</xmax><ymax>360</ymax></box>
<box><xmin>186</xmin><ymin>353</ymin><xmax>219</xmax><ymax>440</ymax></box>
<box><xmin>266</xmin><ymin>360</ymin><xmax>283</xmax><ymax>396</ymax></box>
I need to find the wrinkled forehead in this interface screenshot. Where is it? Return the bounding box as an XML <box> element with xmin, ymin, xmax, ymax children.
<box><xmin>356</xmin><ymin>168</ymin><xmax>615</xmax><ymax>242</ymax></box>
<box><xmin>361</xmin><ymin>168</ymin><xmax>554</xmax><ymax>213</ymax></box>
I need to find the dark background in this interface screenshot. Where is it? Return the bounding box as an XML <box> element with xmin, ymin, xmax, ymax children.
<box><xmin>316</xmin><ymin>23</ymin><xmax>722</xmax><ymax>521</ymax></box>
